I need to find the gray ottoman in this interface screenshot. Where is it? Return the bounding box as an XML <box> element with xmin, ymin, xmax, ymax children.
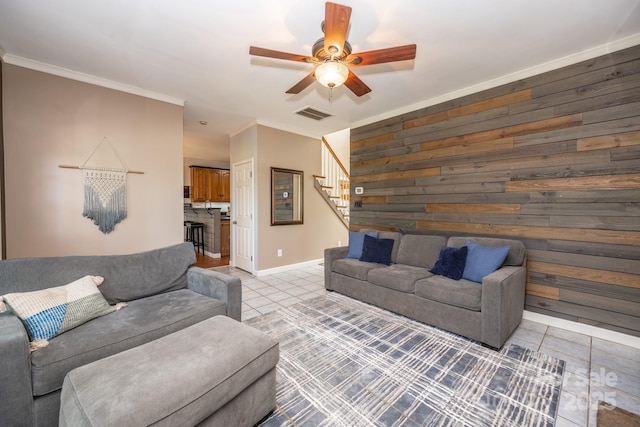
<box><xmin>59</xmin><ymin>316</ymin><xmax>279</xmax><ymax>427</ymax></box>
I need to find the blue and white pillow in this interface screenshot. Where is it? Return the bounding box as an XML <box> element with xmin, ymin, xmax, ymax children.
<box><xmin>0</xmin><ymin>275</ymin><xmax>126</xmax><ymax>351</ymax></box>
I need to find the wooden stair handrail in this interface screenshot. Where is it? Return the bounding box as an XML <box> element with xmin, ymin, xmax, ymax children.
<box><xmin>321</xmin><ymin>137</ymin><xmax>349</xmax><ymax>179</ymax></box>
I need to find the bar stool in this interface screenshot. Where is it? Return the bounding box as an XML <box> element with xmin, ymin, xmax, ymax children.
<box><xmin>184</xmin><ymin>221</ymin><xmax>193</xmax><ymax>242</ymax></box>
<box><xmin>187</xmin><ymin>222</ymin><xmax>205</xmax><ymax>255</ymax></box>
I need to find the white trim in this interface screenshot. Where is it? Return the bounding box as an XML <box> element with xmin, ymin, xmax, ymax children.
<box><xmin>254</xmin><ymin>258</ymin><xmax>324</xmax><ymax>277</ymax></box>
<box><xmin>255</xmin><ymin>118</ymin><xmax>321</xmax><ymax>141</ymax></box>
<box><xmin>523</xmin><ymin>310</ymin><xmax>640</xmax><ymax>350</ymax></box>
<box><xmin>204</xmin><ymin>251</ymin><xmax>221</xmax><ymax>259</ymax></box>
<box><xmin>351</xmin><ymin>32</ymin><xmax>640</xmax><ymax>130</ymax></box>
<box><xmin>1</xmin><ymin>54</ymin><xmax>185</xmax><ymax>106</ymax></box>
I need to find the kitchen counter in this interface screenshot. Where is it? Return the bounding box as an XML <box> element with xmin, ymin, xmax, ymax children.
<box><xmin>183</xmin><ymin>207</ymin><xmax>221</xmax><ymax>256</ymax></box>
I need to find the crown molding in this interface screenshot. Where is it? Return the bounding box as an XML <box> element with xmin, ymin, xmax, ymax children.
<box><xmin>228</xmin><ymin>119</ymin><xmax>258</xmax><ymax>139</ymax></box>
<box><xmin>254</xmin><ymin>118</ymin><xmax>321</xmax><ymax>141</ymax></box>
<box><xmin>351</xmin><ymin>32</ymin><xmax>640</xmax><ymax>130</ymax></box>
<box><xmin>1</xmin><ymin>54</ymin><xmax>185</xmax><ymax>106</ymax></box>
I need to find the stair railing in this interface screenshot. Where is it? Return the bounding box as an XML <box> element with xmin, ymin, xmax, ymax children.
<box><xmin>315</xmin><ymin>137</ymin><xmax>349</xmax><ymax>228</ymax></box>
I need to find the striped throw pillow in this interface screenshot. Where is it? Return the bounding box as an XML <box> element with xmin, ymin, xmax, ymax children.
<box><xmin>0</xmin><ymin>275</ymin><xmax>125</xmax><ymax>351</ymax></box>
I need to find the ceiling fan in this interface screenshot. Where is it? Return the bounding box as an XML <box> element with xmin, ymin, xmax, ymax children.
<box><xmin>249</xmin><ymin>2</ymin><xmax>417</xmax><ymax>97</ymax></box>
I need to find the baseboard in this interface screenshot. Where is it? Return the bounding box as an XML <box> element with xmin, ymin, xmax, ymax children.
<box><xmin>255</xmin><ymin>259</ymin><xmax>323</xmax><ymax>277</ymax></box>
<box><xmin>523</xmin><ymin>310</ymin><xmax>640</xmax><ymax>350</ymax></box>
<box><xmin>203</xmin><ymin>251</ymin><xmax>221</xmax><ymax>259</ymax></box>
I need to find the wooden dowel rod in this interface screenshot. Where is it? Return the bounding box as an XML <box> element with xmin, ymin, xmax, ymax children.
<box><xmin>58</xmin><ymin>165</ymin><xmax>144</xmax><ymax>174</ymax></box>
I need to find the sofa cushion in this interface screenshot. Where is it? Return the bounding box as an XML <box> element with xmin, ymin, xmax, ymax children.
<box><xmin>0</xmin><ymin>275</ymin><xmax>120</xmax><ymax>347</ymax></box>
<box><xmin>430</xmin><ymin>245</ymin><xmax>468</xmax><ymax>280</ymax></box>
<box><xmin>368</xmin><ymin>265</ymin><xmax>433</xmax><ymax>293</ymax></box>
<box><xmin>447</xmin><ymin>237</ymin><xmax>525</xmax><ymax>267</ymax></box>
<box><xmin>98</xmin><ymin>243</ymin><xmax>196</xmax><ymax>303</ymax></box>
<box><xmin>415</xmin><ymin>276</ymin><xmax>482</xmax><ymax>311</ymax></box>
<box><xmin>0</xmin><ymin>243</ymin><xmax>196</xmax><ymax>305</ymax></box>
<box><xmin>360</xmin><ymin>235</ymin><xmax>394</xmax><ymax>265</ymax></box>
<box><xmin>332</xmin><ymin>258</ymin><xmax>385</xmax><ymax>281</ymax></box>
<box><xmin>396</xmin><ymin>235</ymin><xmax>447</xmax><ymax>268</ymax></box>
<box><xmin>30</xmin><ymin>289</ymin><xmax>226</xmax><ymax>397</ymax></box>
<box><xmin>346</xmin><ymin>230</ymin><xmax>379</xmax><ymax>259</ymax></box>
<box><xmin>462</xmin><ymin>240</ymin><xmax>510</xmax><ymax>283</ymax></box>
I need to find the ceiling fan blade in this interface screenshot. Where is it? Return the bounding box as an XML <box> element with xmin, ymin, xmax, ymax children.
<box><xmin>344</xmin><ymin>70</ymin><xmax>371</xmax><ymax>97</ymax></box>
<box><xmin>324</xmin><ymin>2</ymin><xmax>351</xmax><ymax>56</ymax></box>
<box><xmin>249</xmin><ymin>46</ymin><xmax>311</xmax><ymax>62</ymax></box>
<box><xmin>286</xmin><ymin>72</ymin><xmax>317</xmax><ymax>94</ymax></box>
<box><xmin>347</xmin><ymin>44</ymin><xmax>417</xmax><ymax>66</ymax></box>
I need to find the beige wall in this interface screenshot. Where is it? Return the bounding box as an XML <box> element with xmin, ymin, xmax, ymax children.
<box><xmin>230</xmin><ymin>124</ymin><xmax>348</xmax><ymax>272</ymax></box>
<box><xmin>2</xmin><ymin>64</ymin><xmax>184</xmax><ymax>258</ymax></box>
<box><xmin>229</xmin><ymin>124</ymin><xmax>258</xmax><ymax>163</ymax></box>
<box><xmin>256</xmin><ymin>125</ymin><xmax>348</xmax><ymax>271</ymax></box>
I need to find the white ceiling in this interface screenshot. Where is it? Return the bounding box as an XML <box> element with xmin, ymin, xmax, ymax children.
<box><xmin>1</xmin><ymin>0</ymin><xmax>640</xmax><ymax>162</ymax></box>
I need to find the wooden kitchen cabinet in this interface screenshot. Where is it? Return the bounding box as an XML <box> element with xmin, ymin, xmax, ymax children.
<box><xmin>190</xmin><ymin>167</ymin><xmax>230</xmax><ymax>202</ymax></box>
<box><xmin>189</xmin><ymin>167</ymin><xmax>209</xmax><ymax>202</ymax></box>
<box><xmin>220</xmin><ymin>220</ymin><xmax>230</xmax><ymax>256</ymax></box>
<box><xmin>219</xmin><ymin>170</ymin><xmax>230</xmax><ymax>202</ymax></box>
<box><xmin>208</xmin><ymin>169</ymin><xmax>221</xmax><ymax>201</ymax></box>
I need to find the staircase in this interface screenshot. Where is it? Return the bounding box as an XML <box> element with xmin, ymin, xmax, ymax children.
<box><xmin>314</xmin><ymin>137</ymin><xmax>350</xmax><ymax>229</ymax></box>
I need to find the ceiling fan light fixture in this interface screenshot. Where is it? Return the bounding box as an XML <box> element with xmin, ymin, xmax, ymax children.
<box><xmin>315</xmin><ymin>61</ymin><xmax>349</xmax><ymax>88</ymax></box>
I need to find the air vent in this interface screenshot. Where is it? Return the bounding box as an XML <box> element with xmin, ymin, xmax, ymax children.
<box><xmin>294</xmin><ymin>106</ymin><xmax>332</xmax><ymax>121</ymax></box>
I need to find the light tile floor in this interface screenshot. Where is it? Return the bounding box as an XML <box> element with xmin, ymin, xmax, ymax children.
<box><xmin>212</xmin><ymin>264</ymin><xmax>640</xmax><ymax>427</ymax></box>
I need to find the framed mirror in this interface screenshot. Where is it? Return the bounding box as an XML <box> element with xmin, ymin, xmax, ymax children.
<box><xmin>271</xmin><ymin>167</ymin><xmax>303</xmax><ymax>225</ymax></box>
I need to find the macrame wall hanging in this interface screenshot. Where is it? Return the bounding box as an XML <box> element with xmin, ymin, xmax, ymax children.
<box><xmin>59</xmin><ymin>137</ymin><xmax>144</xmax><ymax>234</ymax></box>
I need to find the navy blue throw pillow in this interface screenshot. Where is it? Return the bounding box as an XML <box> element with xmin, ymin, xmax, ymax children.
<box><xmin>429</xmin><ymin>245</ymin><xmax>468</xmax><ymax>280</ymax></box>
<box><xmin>360</xmin><ymin>235</ymin><xmax>394</xmax><ymax>265</ymax></box>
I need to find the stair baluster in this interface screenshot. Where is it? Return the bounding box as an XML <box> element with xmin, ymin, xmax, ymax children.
<box><xmin>314</xmin><ymin>137</ymin><xmax>350</xmax><ymax>228</ymax></box>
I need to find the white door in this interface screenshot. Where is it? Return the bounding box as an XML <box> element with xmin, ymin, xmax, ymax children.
<box><xmin>232</xmin><ymin>159</ymin><xmax>254</xmax><ymax>273</ymax></box>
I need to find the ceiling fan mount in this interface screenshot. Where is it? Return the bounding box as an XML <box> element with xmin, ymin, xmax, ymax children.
<box><xmin>249</xmin><ymin>2</ymin><xmax>416</xmax><ymax>97</ymax></box>
<box><xmin>311</xmin><ymin>38</ymin><xmax>352</xmax><ymax>62</ymax></box>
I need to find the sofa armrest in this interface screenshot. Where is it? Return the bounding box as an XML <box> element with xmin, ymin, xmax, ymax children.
<box><xmin>0</xmin><ymin>313</ymin><xmax>34</xmax><ymax>427</ymax></box>
<box><xmin>324</xmin><ymin>246</ymin><xmax>349</xmax><ymax>290</ymax></box>
<box><xmin>480</xmin><ymin>265</ymin><xmax>527</xmax><ymax>349</ymax></box>
<box><xmin>186</xmin><ymin>267</ymin><xmax>242</xmax><ymax>321</ymax></box>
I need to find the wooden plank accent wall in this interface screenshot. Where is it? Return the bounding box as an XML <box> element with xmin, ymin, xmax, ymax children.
<box><xmin>349</xmin><ymin>45</ymin><xmax>640</xmax><ymax>337</ymax></box>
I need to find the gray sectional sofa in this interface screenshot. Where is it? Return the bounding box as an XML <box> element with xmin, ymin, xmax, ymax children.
<box><xmin>324</xmin><ymin>231</ymin><xmax>527</xmax><ymax>349</ymax></box>
<box><xmin>0</xmin><ymin>242</ymin><xmax>242</xmax><ymax>427</ymax></box>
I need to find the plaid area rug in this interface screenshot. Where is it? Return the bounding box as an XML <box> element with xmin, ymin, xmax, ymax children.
<box><xmin>246</xmin><ymin>293</ymin><xmax>565</xmax><ymax>427</ymax></box>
